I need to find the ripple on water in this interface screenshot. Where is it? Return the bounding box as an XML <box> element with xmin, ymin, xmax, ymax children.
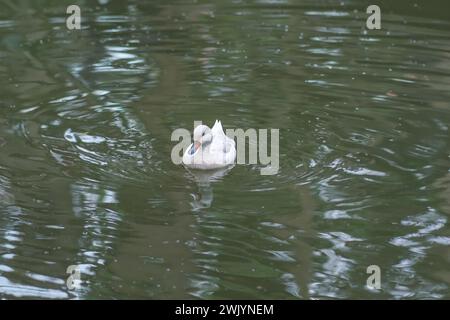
<box><xmin>0</xmin><ymin>0</ymin><xmax>450</xmax><ymax>299</ymax></box>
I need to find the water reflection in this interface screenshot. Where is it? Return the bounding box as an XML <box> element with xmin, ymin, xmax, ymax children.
<box><xmin>0</xmin><ymin>0</ymin><xmax>450</xmax><ymax>299</ymax></box>
<box><xmin>186</xmin><ymin>166</ymin><xmax>234</xmax><ymax>211</ymax></box>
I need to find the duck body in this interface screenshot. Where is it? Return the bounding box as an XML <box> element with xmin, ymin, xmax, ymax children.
<box><xmin>182</xmin><ymin>120</ymin><xmax>236</xmax><ymax>170</ymax></box>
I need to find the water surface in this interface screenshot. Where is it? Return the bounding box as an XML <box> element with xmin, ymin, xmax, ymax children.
<box><xmin>0</xmin><ymin>0</ymin><xmax>450</xmax><ymax>299</ymax></box>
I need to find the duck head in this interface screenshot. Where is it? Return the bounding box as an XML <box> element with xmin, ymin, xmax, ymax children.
<box><xmin>189</xmin><ymin>124</ymin><xmax>212</xmax><ymax>155</ymax></box>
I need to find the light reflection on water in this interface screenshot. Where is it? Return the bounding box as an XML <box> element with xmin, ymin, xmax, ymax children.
<box><xmin>0</xmin><ymin>0</ymin><xmax>450</xmax><ymax>299</ymax></box>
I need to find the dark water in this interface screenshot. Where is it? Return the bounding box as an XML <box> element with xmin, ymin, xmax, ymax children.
<box><xmin>0</xmin><ymin>0</ymin><xmax>449</xmax><ymax>299</ymax></box>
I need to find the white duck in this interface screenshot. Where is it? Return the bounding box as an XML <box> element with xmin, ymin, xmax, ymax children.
<box><xmin>182</xmin><ymin>120</ymin><xmax>236</xmax><ymax>170</ymax></box>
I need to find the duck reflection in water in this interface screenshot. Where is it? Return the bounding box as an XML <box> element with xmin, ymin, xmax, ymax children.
<box><xmin>185</xmin><ymin>166</ymin><xmax>234</xmax><ymax>210</ymax></box>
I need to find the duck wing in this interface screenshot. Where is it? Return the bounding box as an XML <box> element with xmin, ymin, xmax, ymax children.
<box><xmin>210</xmin><ymin>120</ymin><xmax>228</xmax><ymax>154</ymax></box>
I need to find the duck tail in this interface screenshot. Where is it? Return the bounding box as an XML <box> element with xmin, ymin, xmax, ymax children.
<box><xmin>212</xmin><ymin>119</ymin><xmax>224</xmax><ymax>136</ymax></box>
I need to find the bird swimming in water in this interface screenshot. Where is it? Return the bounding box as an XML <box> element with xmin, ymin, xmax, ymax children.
<box><xmin>182</xmin><ymin>120</ymin><xmax>236</xmax><ymax>170</ymax></box>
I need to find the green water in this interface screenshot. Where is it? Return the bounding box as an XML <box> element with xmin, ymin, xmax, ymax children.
<box><xmin>0</xmin><ymin>0</ymin><xmax>449</xmax><ymax>299</ymax></box>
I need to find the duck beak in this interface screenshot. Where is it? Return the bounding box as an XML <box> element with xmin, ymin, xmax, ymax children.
<box><xmin>189</xmin><ymin>141</ymin><xmax>201</xmax><ymax>155</ymax></box>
